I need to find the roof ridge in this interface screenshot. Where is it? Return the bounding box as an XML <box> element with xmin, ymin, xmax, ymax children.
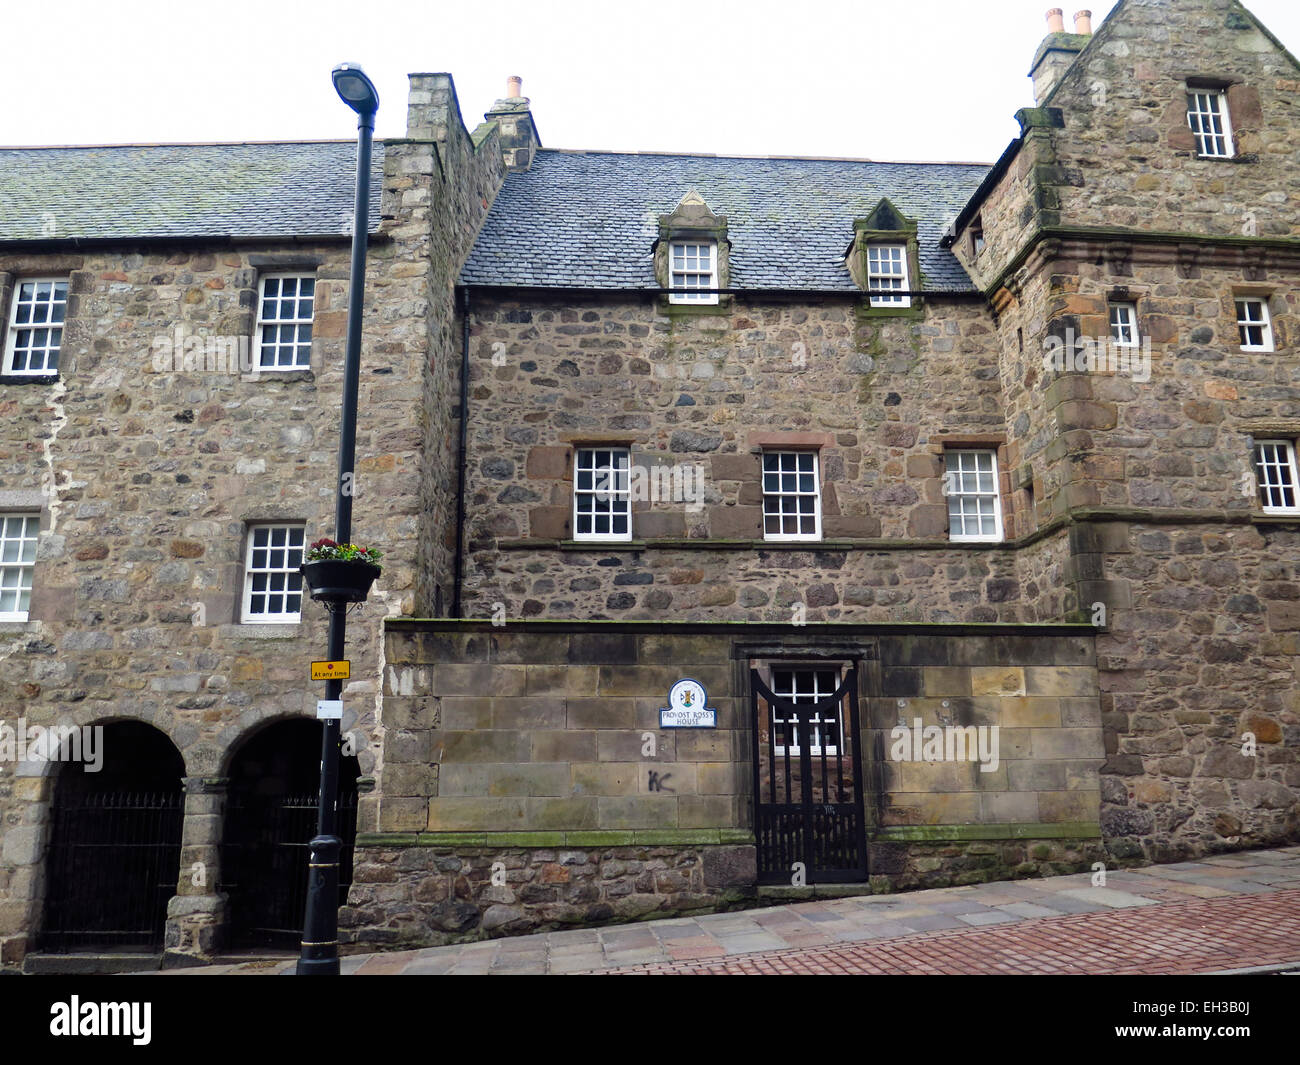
<box><xmin>534</xmin><ymin>147</ymin><xmax>993</xmax><ymax>167</ymax></box>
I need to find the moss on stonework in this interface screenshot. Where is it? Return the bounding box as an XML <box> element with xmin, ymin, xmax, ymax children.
<box><xmin>875</xmin><ymin>822</ymin><xmax>1101</xmax><ymax>842</ymax></box>
<box><xmin>355</xmin><ymin>828</ymin><xmax>755</xmax><ymax>848</ymax></box>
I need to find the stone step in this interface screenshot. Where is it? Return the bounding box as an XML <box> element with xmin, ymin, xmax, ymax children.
<box><xmin>23</xmin><ymin>952</ymin><xmax>163</xmax><ymax>975</ymax></box>
<box><xmin>757</xmin><ymin>883</ymin><xmax>881</xmax><ymax>900</ymax></box>
<box><xmin>22</xmin><ymin>950</ymin><xmax>295</xmax><ymax>975</ymax></box>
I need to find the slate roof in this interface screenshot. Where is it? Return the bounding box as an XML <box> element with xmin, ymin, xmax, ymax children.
<box><xmin>0</xmin><ymin>142</ymin><xmax>383</xmax><ymax>243</ymax></box>
<box><xmin>460</xmin><ymin>150</ymin><xmax>991</xmax><ymax>292</ymax></box>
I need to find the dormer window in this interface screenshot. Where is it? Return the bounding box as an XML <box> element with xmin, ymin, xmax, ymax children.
<box><xmin>1187</xmin><ymin>90</ymin><xmax>1233</xmax><ymax>158</ymax></box>
<box><xmin>656</xmin><ymin>191</ymin><xmax>729</xmax><ymax>311</ymax></box>
<box><xmin>866</xmin><ymin>245</ymin><xmax>910</xmax><ymax>308</ymax></box>
<box><xmin>668</xmin><ymin>241</ymin><xmax>718</xmax><ymax>305</ymax></box>
<box><xmin>850</xmin><ymin>199</ymin><xmax>921</xmax><ymax>316</ymax></box>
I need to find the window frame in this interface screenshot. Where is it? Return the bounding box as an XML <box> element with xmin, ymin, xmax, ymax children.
<box><xmin>253</xmin><ymin>273</ymin><xmax>316</xmax><ymax>371</ymax></box>
<box><xmin>767</xmin><ymin>663</ymin><xmax>845</xmax><ymax>758</ymax></box>
<box><xmin>1109</xmin><ymin>302</ymin><xmax>1140</xmax><ymax>347</ymax></box>
<box><xmin>1253</xmin><ymin>440</ymin><xmax>1300</xmax><ymax>515</ymax></box>
<box><xmin>761</xmin><ymin>450</ymin><xmax>823</xmax><ymax>542</ymax></box>
<box><xmin>0</xmin><ymin>513</ymin><xmax>39</xmax><ymax>622</ymax></box>
<box><xmin>241</xmin><ymin>522</ymin><xmax>306</xmax><ymax>624</ymax></box>
<box><xmin>944</xmin><ymin>448</ymin><xmax>1005</xmax><ymax>543</ymax></box>
<box><xmin>3</xmin><ymin>277</ymin><xmax>69</xmax><ymax>377</ymax></box>
<box><xmin>1186</xmin><ymin>90</ymin><xmax>1234</xmax><ymax>159</ymax></box>
<box><xmin>866</xmin><ymin>244</ymin><xmax>910</xmax><ymax>308</ymax></box>
<box><xmin>666</xmin><ymin>241</ymin><xmax>719</xmax><ymax>306</ymax></box>
<box><xmin>1235</xmin><ymin>297</ymin><xmax>1274</xmax><ymax>352</ymax></box>
<box><xmin>572</xmin><ymin>447</ymin><xmax>633</xmax><ymax>542</ymax></box>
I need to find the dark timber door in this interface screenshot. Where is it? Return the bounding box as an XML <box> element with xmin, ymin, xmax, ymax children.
<box><xmin>750</xmin><ymin>666</ymin><xmax>868</xmax><ymax>884</ymax></box>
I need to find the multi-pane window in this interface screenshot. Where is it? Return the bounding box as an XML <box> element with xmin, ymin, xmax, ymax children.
<box><xmin>867</xmin><ymin>245</ymin><xmax>909</xmax><ymax>307</ymax></box>
<box><xmin>1236</xmin><ymin>298</ymin><xmax>1273</xmax><ymax>351</ymax></box>
<box><xmin>944</xmin><ymin>449</ymin><xmax>1003</xmax><ymax>542</ymax></box>
<box><xmin>762</xmin><ymin>451</ymin><xmax>821</xmax><ymax>541</ymax></box>
<box><xmin>255</xmin><ymin>275</ymin><xmax>315</xmax><ymax>370</ymax></box>
<box><xmin>4</xmin><ymin>279</ymin><xmax>67</xmax><ymax>376</ymax></box>
<box><xmin>242</xmin><ymin>524</ymin><xmax>305</xmax><ymax>622</ymax></box>
<box><xmin>770</xmin><ymin>667</ymin><xmax>841</xmax><ymax>756</ymax></box>
<box><xmin>573</xmin><ymin>448</ymin><xmax>631</xmax><ymax>541</ymax></box>
<box><xmin>1109</xmin><ymin>302</ymin><xmax>1139</xmax><ymax>346</ymax></box>
<box><xmin>0</xmin><ymin>514</ymin><xmax>39</xmax><ymax>621</ymax></box>
<box><xmin>1186</xmin><ymin>91</ymin><xmax>1233</xmax><ymax>158</ymax></box>
<box><xmin>668</xmin><ymin>242</ymin><xmax>718</xmax><ymax>304</ymax></box>
<box><xmin>1253</xmin><ymin>441</ymin><xmax>1300</xmax><ymax>514</ymax></box>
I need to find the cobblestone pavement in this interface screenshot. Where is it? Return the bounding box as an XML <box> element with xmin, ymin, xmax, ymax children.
<box><xmin>160</xmin><ymin>846</ymin><xmax>1300</xmax><ymax>976</ymax></box>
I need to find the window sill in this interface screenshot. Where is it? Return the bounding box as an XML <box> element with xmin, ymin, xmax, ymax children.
<box><xmin>658</xmin><ymin>296</ymin><xmax>731</xmax><ymax>317</ymax></box>
<box><xmin>0</xmin><ymin>620</ymin><xmax>38</xmax><ymax>632</ymax></box>
<box><xmin>0</xmin><ymin>374</ymin><xmax>59</xmax><ymax>386</ymax></box>
<box><xmin>241</xmin><ymin>369</ymin><xmax>315</xmax><ymax>383</ymax></box>
<box><xmin>1250</xmin><ymin>513</ymin><xmax>1300</xmax><ymax>526</ymax></box>
<box><xmin>559</xmin><ymin>539</ymin><xmax>647</xmax><ymax>551</ymax></box>
<box><xmin>856</xmin><ymin>302</ymin><xmax>924</xmax><ymax>321</ymax></box>
<box><xmin>218</xmin><ymin>622</ymin><xmax>304</xmax><ymax>639</ymax></box>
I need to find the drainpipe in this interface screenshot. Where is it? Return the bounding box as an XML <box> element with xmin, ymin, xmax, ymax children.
<box><xmin>451</xmin><ymin>286</ymin><xmax>470</xmax><ymax>618</ymax></box>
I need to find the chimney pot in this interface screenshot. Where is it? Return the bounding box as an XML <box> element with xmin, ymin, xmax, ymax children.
<box><xmin>507</xmin><ymin>76</ymin><xmax>523</xmax><ymax>98</ymax></box>
<box><xmin>1074</xmin><ymin>9</ymin><xmax>1092</xmax><ymax>34</ymax></box>
<box><xmin>1045</xmin><ymin>8</ymin><xmax>1065</xmax><ymax>32</ymax></box>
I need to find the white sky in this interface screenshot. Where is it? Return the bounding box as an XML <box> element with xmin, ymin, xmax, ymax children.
<box><xmin>9</xmin><ymin>0</ymin><xmax>1300</xmax><ymax>163</ymax></box>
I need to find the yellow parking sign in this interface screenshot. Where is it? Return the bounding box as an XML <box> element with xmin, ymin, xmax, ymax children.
<box><xmin>311</xmin><ymin>660</ymin><xmax>351</xmax><ymax>681</ymax></box>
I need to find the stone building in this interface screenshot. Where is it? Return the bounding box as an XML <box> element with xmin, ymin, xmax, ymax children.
<box><xmin>0</xmin><ymin>0</ymin><xmax>1297</xmax><ymax>967</ymax></box>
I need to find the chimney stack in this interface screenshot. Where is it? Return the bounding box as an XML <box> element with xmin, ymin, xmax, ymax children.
<box><xmin>485</xmin><ymin>74</ymin><xmax>541</xmax><ymax>172</ymax></box>
<box><xmin>1030</xmin><ymin>6</ymin><xmax>1093</xmax><ymax>105</ymax></box>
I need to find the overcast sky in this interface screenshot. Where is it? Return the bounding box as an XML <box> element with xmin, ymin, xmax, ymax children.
<box><xmin>10</xmin><ymin>0</ymin><xmax>1300</xmax><ymax>163</ymax></box>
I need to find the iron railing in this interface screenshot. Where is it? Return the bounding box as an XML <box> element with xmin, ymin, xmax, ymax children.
<box><xmin>40</xmin><ymin>789</ymin><xmax>185</xmax><ymax>952</ymax></box>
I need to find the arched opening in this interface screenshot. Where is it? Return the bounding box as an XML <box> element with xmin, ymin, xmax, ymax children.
<box><xmin>220</xmin><ymin>719</ymin><xmax>360</xmax><ymax>950</ymax></box>
<box><xmin>40</xmin><ymin>721</ymin><xmax>185</xmax><ymax>953</ymax></box>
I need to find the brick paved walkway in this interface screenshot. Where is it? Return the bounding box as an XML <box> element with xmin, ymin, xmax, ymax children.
<box><xmin>158</xmin><ymin>845</ymin><xmax>1300</xmax><ymax>975</ymax></box>
<box><xmin>603</xmin><ymin>888</ymin><xmax>1300</xmax><ymax>975</ymax></box>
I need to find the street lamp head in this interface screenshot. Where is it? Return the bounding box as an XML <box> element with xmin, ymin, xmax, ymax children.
<box><xmin>332</xmin><ymin>62</ymin><xmax>379</xmax><ymax>115</ymax></box>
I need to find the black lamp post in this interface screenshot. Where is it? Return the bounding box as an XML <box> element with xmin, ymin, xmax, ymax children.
<box><xmin>296</xmin><ymin>62</ymin><xmax>379</xmax><ymax>977</ymax></box>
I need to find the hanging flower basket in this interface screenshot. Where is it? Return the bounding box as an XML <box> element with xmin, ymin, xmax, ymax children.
<box><xmin>300</xmin><ymin>539</ymin><xmax>383</xmax><ymax>603</ymax></box>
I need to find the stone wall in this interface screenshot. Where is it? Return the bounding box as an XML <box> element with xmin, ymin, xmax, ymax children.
<box><xmin>351</xmin><ymin>620</ymin><xmax>1105</xmax><ymax>945</ymax></box>
<box><xmin>401</xmin><ymin>74</ymin><xmax>507</xmax><ymax>617</ymax></box>
<box><xmin>344</xmin><ymin>841</ymin><xmax>755</xmax><ymax>950</ymax></box>
<box><xmin>459</xmin><ymin>293</ymin><xmax>1054</xmax><ymax>621</ymax></box>
<box><xmin>0</xmin><ymin>73</ymin><xmax>509</xmax><ymax>967</ymax></box>
<box><xmin>1048</xmin><ymin>0</ymin><xmax>1300</xmax><ymax>241</ymax></box>
<box><xmin>0</xmin><ymin>237</ymin><xmax>410</xmax><ymax>963</ymax></box>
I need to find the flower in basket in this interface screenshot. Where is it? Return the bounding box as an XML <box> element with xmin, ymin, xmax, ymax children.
<box><xmin>305</xmin><ymin>538</ymin><xmax>383</xmax><ymax>574</ymax></box>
